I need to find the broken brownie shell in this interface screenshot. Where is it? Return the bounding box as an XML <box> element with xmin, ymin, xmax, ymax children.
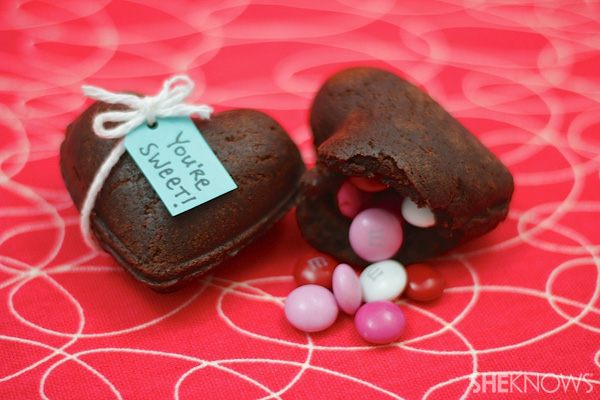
<box><xmin>296</xmin><ymin>67</ymin><xmax>514</xmax><ymax>266</ymax></box>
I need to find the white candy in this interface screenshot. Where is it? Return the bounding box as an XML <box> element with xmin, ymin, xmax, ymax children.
<box><xmin>359</xmin><ymin>259</ymin><xmax>407</xmax><ymax>303</ymax></box>
<box><xmin>401</xmin><ymin>197</ymin><xmax>436</xmax><ymax>228</ymax></box>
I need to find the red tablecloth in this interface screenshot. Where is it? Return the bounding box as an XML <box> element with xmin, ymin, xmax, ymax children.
<box><xmin>2</xmin><ymin>1</ymin><xmax>600</xmax><ymax>399</ymax></box>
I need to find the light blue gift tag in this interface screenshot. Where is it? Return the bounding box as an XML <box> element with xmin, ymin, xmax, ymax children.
<box><xmin>124</xmin><ymin>117</ymin><xmax>237</xmax><ymax>216</ymax></box>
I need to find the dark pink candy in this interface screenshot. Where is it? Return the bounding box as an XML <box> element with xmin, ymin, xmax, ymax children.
<box><xmin>354</xmin><ymin>301</ymin><xmax>406</xmax><ymax>344</ymax></box>
<box><xmin>336</xmin><ymin>180</ymin><xmax>373</xmax><ymax>219</ymax></box>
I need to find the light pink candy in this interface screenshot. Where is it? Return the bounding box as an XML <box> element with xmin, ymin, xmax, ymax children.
<box><xmin>349</xmin><ymin>208</ymin><xmax>403</xmax><ymax>262</ymax></box>
<box><xmin>332</xmin><ymin>264</ymin><xmax>362</xmax><ymax>315</ymax></box>
<box><xmin>284</xmin><ymin>284</ymin><xmax>338</xmax><ymax>332</ymax></box>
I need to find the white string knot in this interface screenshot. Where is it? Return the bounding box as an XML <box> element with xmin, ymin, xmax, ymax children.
<box><xmin>79</xmin><ymin>75</ymin><xmax>213</xmax><ymax>249</ymax></box>
<box><xmin>81</xmin><ymin>75</ymin><xmax>213</xmax><ymax>138</ymax></box>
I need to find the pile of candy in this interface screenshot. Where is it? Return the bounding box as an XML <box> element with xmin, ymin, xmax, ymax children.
<box><xmin>286</xmin><ymin>177</ymin><xmax>445</xmax><ymax>344</ymax></box>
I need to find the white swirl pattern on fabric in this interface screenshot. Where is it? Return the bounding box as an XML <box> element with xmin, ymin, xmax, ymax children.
<box><xmin>0</xmin><ymin>1</ymin><xmax>599</xmax><ymax>399</ymax></box>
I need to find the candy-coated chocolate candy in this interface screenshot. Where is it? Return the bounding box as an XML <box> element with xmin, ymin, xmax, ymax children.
<box><xmin>349</xmin><ymin>208</ymin><xmax>403</xmax><ymax>262</ymax></box>
<box><xmin>336</xmin><ymin>180</ymin><xmax>373</xmax><ymax>219</ymax></box>
<box><xmin>293</xmin><ymin>252</ymin><xmax>337</xmax><ymax>288</ymax></box>
<box><xmin>359</xmin><ymin>259</ymin><xmax>407</xmax><ymax>302</ymax></box>
<box><xmin>284</xmin><ymin>284</ymin><xmax>339</xmax><ymax>332</ymax></box>
<box><xmin>354</xmin><ymin>301</ymin><xmax>406</xmax><ymax>344</ymax></box>
<box><xmin>405</xmin><ymin>263</ymin><xmax>445</xmax><ymax>301</ymax></box>
<box><xmin>401</xmin><ymin>197</ymin><xmax>435</xmax><ymax>228</ymax></box>
<box><xmin>348</xmin><ymin>176</ymin><xmax>388</xmax><ymax>193</ymax></box>
<box><xmin>332</xmin><ymin>264</ymin><xmax>362</xmax><ymax>315</ymax></box>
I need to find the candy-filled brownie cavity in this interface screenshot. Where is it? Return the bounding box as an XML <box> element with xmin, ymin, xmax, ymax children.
<box><xmin>339</xmin><ymin>177</ymin><xmax>439</xmax><ymax>263</ymax></box>
<box><xmin>296</xmin><ymin>67</ymin><xmax>514</xmax><ymax>266</ymax></box>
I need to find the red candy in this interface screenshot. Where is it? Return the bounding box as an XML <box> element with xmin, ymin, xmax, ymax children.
<box><xmin>293</xmin><ymin>252</ymin><xmax>338</xmax><ymax>289</ymax></box>
<box><xmin>404</xmin><ymin>263</ymin><xmax>445</xmax><ymax>301</ymax></box>
<box><xmin>348</xmin><ymin>176</ymin><xmax>388</xmax><ymax>193</ymax></box>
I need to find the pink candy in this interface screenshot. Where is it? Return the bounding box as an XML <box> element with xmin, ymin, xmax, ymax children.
<box><xmin>332</xmin><ymin>263</ymin><xmax>362</xmax><ymax>315</ymax></box>
<box><xmin>284</xmin><ymin>284</ymin><xmax>338</xmax><ymax>332</ymax></box>
<box><xmin>336</xmin><ymin>180</ymin><xmax>372</xmax><ymax>219</ymax></box>
<box><xmin>354</xmin><ymin>301</ymin><xmax>406</xmax><ymax>344</ymax></box>
<box><xmin>339</xmin><ymin>176</ymin><xmax>438</xmax><ymax>263</ymax></box>
<box><xmin>285</xmin><ymin>262</ymin><xmax>407</xmax><ymax>344</ymax></box>
<box><xmin>349</xmin><ymin>208</ymin><xmax>403</xmax><ymax>262</ymax></box>
<box><xmin>286</xmin><ymin>175</ymin><xmax>432</xmax><ymax>342</ymax></box>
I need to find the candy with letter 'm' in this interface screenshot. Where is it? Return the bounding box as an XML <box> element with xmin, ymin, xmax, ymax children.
<box><xmin>359</xmin><ymin>259</ymin><xmax>407</xmax><ymax>302</ymax></box>
<box><xmin>293</xmin><ymin>251</ymin><xmax>337</xmax><ymax>288</ymax></box>
<box><xmin>349</xmin><ymin>208</ymin><xmax>403</xmax><ymax>262</ymax></box>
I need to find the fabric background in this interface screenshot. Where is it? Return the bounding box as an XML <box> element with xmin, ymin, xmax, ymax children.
<box><xmin>1</xmin><ymin>0</ymin><xmax>599</xmax><ymax>399</ymax></box>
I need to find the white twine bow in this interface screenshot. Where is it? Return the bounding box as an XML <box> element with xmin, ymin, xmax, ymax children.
<box><xmin>79</xmin><ymin>75</ymin><xmax>213</xmax><ymax>249</ymax></box>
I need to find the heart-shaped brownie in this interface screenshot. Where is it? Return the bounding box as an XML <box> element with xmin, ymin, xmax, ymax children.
<box><xmin>296</xmin><ymin>67</ymin><xmax>514</xmax><ymax>266</ymax></box>
<box><xmin>61</xmin><ymin>101</ymin><xmax>305</xmax><ymax>292</ymax></box>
